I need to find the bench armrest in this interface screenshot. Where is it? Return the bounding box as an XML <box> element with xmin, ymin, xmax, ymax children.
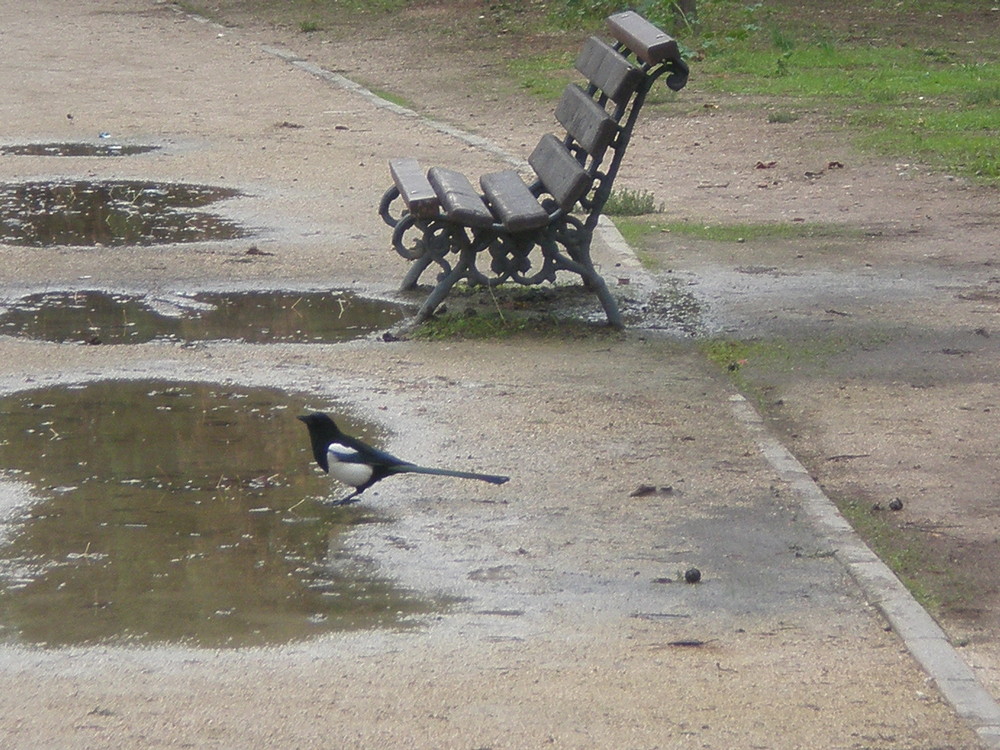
<box><xmin>607</xmin><ymin>11</ymin><xmax>680</xmax><ymax>66</ymax></box>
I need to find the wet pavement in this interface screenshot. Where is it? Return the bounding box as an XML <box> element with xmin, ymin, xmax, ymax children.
<box><xmin>0</xmin><ymin>1</ymin><xmax>995</xmax><ymax>747</ymax></box>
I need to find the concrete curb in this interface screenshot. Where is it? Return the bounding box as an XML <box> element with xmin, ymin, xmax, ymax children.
<box><xmin>261</xmin><ymin>46</ymin><xmax>529</xmax><ymax>173</ymax></box>
<box><xmin>729</xmin><ymin>393</ymin><xmax>1000</xmax><ymax>749</ymax></box>
<box><xmin>263</xmin><ymin>40</ymin><xmax>1000</xmax><ymax>748</ymax></box>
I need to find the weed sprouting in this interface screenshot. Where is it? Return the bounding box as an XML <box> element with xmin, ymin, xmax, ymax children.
<box><xmin>604</xmin><ymin>188</ymin><xmax>663</xmax><ymax>216</ymax></box>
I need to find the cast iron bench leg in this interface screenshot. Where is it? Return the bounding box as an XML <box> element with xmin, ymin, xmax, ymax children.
<box><xmin>585</xmin><ymin>270</ymin><xmax>622</xmax><ymax>328</ymax></box>
<box><xmin>400</xmin><ymin>254</ymin><xmax>434</xmax><ymax>291</ymax></box>
<box><xmin>562</xmin><ymin>229</ymin><xmax>623</xmax><ymax>328</ymax></box>
<box><xmin>415</xmin><ymin>247</ymin><xmax>477</xmax><ymax>322</ymax></box>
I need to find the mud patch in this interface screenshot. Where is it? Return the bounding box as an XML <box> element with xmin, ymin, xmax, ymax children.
<box><xmin>0</xmin><ymin>290</ymin><xmax>406</xmax><ymax>344</ymax></box>
<box><xmin>623</xmin><ymin>279</ymin><xmax>705</xmax><ymax>335</ymax></box>
<box><xmin>0</xmin><ymin>180</ymin><xmax>247</xmax><ymax>246</ymax></box>
<box><xmin>0</xmin><ymin>380</ymin><xmax>442</xmax><ymax>648</ymax></box>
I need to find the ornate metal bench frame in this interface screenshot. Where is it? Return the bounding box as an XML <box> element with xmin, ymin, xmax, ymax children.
<box><xmin>378</xmin><ymin>11</ymin><xmax>689</xmax><ymax>327</ymax></box>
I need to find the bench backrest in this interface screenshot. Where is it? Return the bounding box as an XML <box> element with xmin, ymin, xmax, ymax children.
<box><xmin>528</xmin><ymin>11</ymin><xmax>688</xmax><ymax>226</ymax></box>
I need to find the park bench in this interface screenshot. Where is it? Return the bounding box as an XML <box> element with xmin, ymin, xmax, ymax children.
<box><xmin>378</xmin><ymin>11</ymin><xmax>689</xmax><ymax>327</ymax></box>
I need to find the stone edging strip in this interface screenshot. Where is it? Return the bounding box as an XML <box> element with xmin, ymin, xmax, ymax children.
<box><xmin>261</xmin><ymin>46</ymin><xmax>529</xmax><ymax>172</ymax></box>
<box><xmin>259</xmin><ymin>38</ymin><xmax>1000</xmax><ymax>749</ymax></box>
<box><xmin>728</xmin><ymin>393</ymin><xmax>1000</xmax><ymax>749</ymax></box>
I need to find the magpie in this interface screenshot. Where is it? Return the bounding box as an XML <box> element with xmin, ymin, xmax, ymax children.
<box><xmin>298</xmin><ymin>412</ymin><xmax>509</xmax><ymax>505</ymax></box>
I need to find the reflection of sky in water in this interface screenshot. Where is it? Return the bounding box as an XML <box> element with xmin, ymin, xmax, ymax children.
<box><xmin>0</xmin><ymin>290</ymin><xmax>405</xmax><ymax>344</ymax></box>
<box><xmin>0</xmin><ymin>180</ymin><xmax>246</xmax><ymax>246</ymax></box>
<box><xmin>0</xmin><ymin>381</ymin><xmax>442</xmax><ymax>648</ymax></box>
<box><xmin>0</xmin><ymin>143</ymin><xmax>159</xmax><ymax>157</ymax></box>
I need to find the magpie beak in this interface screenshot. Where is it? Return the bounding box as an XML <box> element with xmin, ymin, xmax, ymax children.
<box><xmin>297</xmin><ymin>412</ymin><xmax>509</xmax><ymax>505</ymax></box>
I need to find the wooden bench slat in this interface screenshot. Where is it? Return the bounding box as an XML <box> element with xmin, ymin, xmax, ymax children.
<box><xmin>427</xmin><ymin>167</ymin><xmax>495</xmax><ymax>228</ymax></box>
<box><xmin>528</xmin><ymin>134</ymin><xmax>592</xmax><ymax>211</ymax></box>
<box><xmin>479</xmin><ymin>170</ymin><xmax>550</xmax><ymax>233</ymax></box>
<box><xmin>390</xmin><ymin>158</ymin><xmax>440</xmax><ymax>219</ymax></box>
<box><xmin>555</xmin><ymin>84</ymin><xmax>618</xmax><ymax>160</ymax></box>
<box><xmin>574</xmin><ymin>37</ymin><xmax>643</xmax><ymax>104</ymax></box>
<box><xmin>607</xmin><ymin>10</ymin><xmax>681</xmax><ymax>66</ymax></box>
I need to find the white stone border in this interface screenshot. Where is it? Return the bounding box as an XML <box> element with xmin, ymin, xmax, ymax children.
<box><xmin>729</xmin><ymin>393</ymin><xmax>1000</xmax><ymax>748</ymax></box>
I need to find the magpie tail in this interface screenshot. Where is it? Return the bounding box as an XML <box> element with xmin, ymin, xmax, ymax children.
<box><xmin>392</xmin><ymin>464</ymin><xmax>509</xmax><ymax>485</ymax></box>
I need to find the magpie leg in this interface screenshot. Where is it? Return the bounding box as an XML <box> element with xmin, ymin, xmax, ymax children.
<box><xmin>331</xmin><ymin>488</ymin><xmax>362</xmax><ymax>506</ymax></box>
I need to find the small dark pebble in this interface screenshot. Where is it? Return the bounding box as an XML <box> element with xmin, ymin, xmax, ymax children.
<box><xmin>888</xmin><ymin>498</ymin><xmax>904</xmax><ymax>511</ymax></box>
<box><xmin>684</xmin><ymin>567</ymin><xmax>701</xmax><ymax>584</ymax></box>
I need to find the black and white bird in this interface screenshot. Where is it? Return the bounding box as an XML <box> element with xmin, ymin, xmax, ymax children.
<box><xmin>298</xmin><ymin>412</ymin><xmax>509</xmax><ymax>505</ymax></box>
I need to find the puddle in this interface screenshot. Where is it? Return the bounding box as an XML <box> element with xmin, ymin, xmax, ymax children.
<box><xmin>0</xmin><ymin>143</ymin><xmax>159</xmax><ymax>157</ymax></box>
<box><xmin>0</xmin><ymin>290</ymin><xmax>406</xmax><ymax>344</ymax></box>
<box><xmin>0</xmin><ymin>180</ymin><xmax>247</xmax><ymax>246</ymax></box>
<box><xmin>0</xmin><ymin>381</ymin><xmax>442</xmax><ymax>648</ymax></box>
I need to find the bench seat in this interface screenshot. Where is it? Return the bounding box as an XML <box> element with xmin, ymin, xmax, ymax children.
<box><xmin>479</xmin><ymin>170</ymin><xmax>549</xmax><ymax>232</ymax></box>
<box><xmin>427</xmin><ymin>167</ymin><xmax>494</xmax><ymax>228</ymax></box>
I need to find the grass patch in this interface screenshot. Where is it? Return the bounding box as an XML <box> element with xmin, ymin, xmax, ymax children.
<box><xmin>836</xmin><ymin>496</ymin><xmax>985</xmax><ymax>615</ymax></box>
<box><xmin>700</xmin><ymin>338</ymin><xmax>777</xmax><ymax>404</ymax></box>
<box><xmin>411</xmin><ymin>285</ymin><xmax>617</xmax><ymax>340</ymax></box>
<box><xmin>612</xmin><ymin>217</ymin><xmax>657</xmax><ymax>250</ymax></box>
<box><xmin>838</xmin><ymin>499</ymin><xmax>942</xmax><ymax>611</ymax></box>
<box><xmin>412</xmin><ymin>309</ymin><xmax>601</xmax><ymax>340</ymax></box>
<box><xmin>366</xmin><ymin>87</ymin><xmax>417</xmax><ymax>110</ymax></box>
<box><xmin>685</xmin><ymin>1</ymin><xmax>1000</xmax><ymax>182</ymax></box>
<box><xmin>506</xmin><ymin>52</ymin><xmax>577</xmax><ymax>100</ymax></box>
<box><xmin>767</xmin><ymin>110</ymin><xmax>799</xmax><ymax>124</ymax></box>
<box><xmin>413</xmin><ymin>311</ymin><xmax>533</xmax><ymax>340</ymax></box>
<box><xmin>613</xmin><ymin>217</ymin><xmax>858</xmax><ymax>245</ymax></box>
<box><xmin>854</xmin><ymin>107</ymin><xmax>1000</xmax><ymax>178</ymax></box>
<box><xmin>697</xmin><ymin>333</ymin><xmax>892</xmax><ymax>406</ymax></box>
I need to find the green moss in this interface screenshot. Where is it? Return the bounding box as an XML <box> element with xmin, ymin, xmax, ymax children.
<box><xmin>837</xmin><ymin>498</ymin><xmax>984</xmax><ymax>615</ymax></box>
<box><xmin>412</xmin><ymin>310</ymin><xmax>606</xmax><ymax>340</ymax></box>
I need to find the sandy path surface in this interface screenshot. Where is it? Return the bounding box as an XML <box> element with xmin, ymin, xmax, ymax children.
<box><xmin>0</xmin><ymin>1</ymin><xmax>991</xmax><ymax>747</ymax></box>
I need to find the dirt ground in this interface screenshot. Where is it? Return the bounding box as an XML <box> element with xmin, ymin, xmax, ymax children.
<box><xmin>0</xmin><ymin>0</ymin><xmax>997</xmax><ymax>747</ymax></box>
<box><xmin>196</xmin><ymin>0</ymin><xmax>1000</xmax><ymax>692</ymax></box>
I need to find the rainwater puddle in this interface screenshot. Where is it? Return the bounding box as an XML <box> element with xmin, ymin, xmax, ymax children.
<box><xmin>0</xmin><ymin>180</ymin><xmax>247</xmax><ymax>246</ymax></box>
<box><xmin>1</xmin><ymin>143</ymin><xmax>159</xmax><ymax>157</ymax></box>
<box><xmin>0</xmin><ymin>290</ymin><xmax>406</xmax><ymax>344</ymax></box>
<box><xmin>0</xmin><ymin>381</ymin><xmax>441</xmax><ymax>648</ymax></box>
